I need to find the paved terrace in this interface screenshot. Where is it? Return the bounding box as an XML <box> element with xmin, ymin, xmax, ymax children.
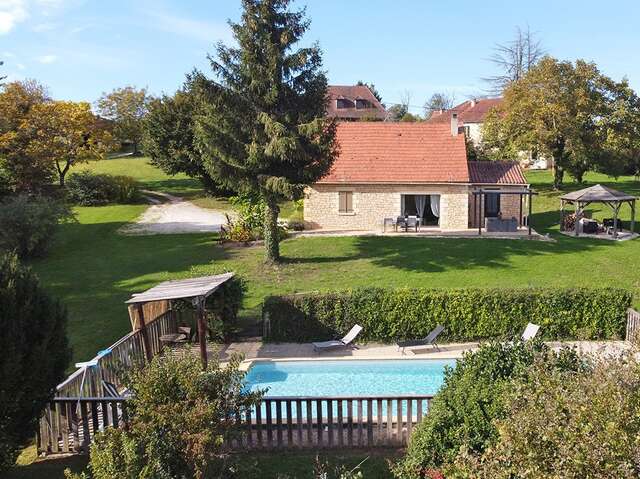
<box><xmin>193</xmin><ymin>340</ymin><xmax>631</xmax><ymax>367</ymax></box>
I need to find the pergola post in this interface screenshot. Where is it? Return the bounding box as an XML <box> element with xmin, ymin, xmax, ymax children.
<box><xmin>136</xmin><ymin>303</ymin><xmax>152</xmax><ymax>362</ymax></box>
<box><xmin>574</xmin><ymin>201</ymin><xmax>580</xmax><ymax>236</ymax></box>
<box><xmin>478</xmin><ymin>191</ymin><xmax>483</xmax><ymax>236</ymax></box>
<box><xmin>194</xmin><ymin>296</ymin><xmax>208</xmax><ymax>370</ymax></box>
<box><xmin>527</xmin><ymin>190</ymin><xmax>533</xmax><ymax>235</ymax></box>
<box><xmin>560</xmin><ymin>199</ymin><xmax>565</xmax><ymax>231</ymax></box>
<box><xmin>518</xmin><ymin>193</ymin><xmax>523</xmax><ymax>228</ymax></box>
<box><xmin>631</xmin><ymin>200</ymin><xmax>636</xmax><ymax>234</ymax></box>
<box><xmin>613</xmin><ymin>203</ymin><xmax>620</xmax><ymax>239</ymax></box>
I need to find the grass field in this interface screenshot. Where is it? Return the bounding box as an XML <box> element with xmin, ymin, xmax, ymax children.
<box><xmin>31</xmin><ymin>157</ymin><xmax>640</xmax><ymax>365</ymax></box>
<box><xmin>9</xmin><ymin>446</ymin><xmax>397</xmax><ymax>478</ymax></box>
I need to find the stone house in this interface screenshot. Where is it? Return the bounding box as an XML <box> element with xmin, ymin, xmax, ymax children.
<box><xmin>304</xmin><ymin>118</ymin><xmax>530</xmax><ymax>232</ymax></box>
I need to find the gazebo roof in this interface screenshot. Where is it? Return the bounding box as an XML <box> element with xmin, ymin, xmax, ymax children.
<box><xmin>125</xmin><ymin>273</ymin><xmax>235</xmax><ymax>304</ymax></box>
<box><xmin>560</xmin><ymin>184</ymin><xmax>637</xmax><ymax>203</ymax></box>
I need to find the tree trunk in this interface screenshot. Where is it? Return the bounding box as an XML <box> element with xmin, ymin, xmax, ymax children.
<box><xmin>56</xmin><ymin>160</ymin><xmax>70</xmax><ymax>187</ymax></box>
<box><xmin>553</xmin><ymin>165</ymin><xmax>564</xmax><ymax>190</ymax></box>
<box><xmin>263</xmin><ymin>197</ymin><xmax>280</xmax><ymax>263</ymax></box>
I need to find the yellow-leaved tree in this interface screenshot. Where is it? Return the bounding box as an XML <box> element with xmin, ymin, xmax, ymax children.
<box><xmin>24</xmin><ymin>100</ymin><xmax>114</xmax><ymax>186</ymax></box>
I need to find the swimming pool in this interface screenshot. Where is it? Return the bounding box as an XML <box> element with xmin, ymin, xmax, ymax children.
<box><xmin>245</xmin><ymin>359</ymin><xmax>455</xmax><ymax>398</ymax></box>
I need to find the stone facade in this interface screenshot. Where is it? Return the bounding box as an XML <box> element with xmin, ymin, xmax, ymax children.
<box><xmin>468</xmin><ymin>186</ymin><xmax>529</xmax><ymax>228</ymax></box>
<box><xmin>304</xmin><ymin>183</ymin><xmax>471</xmax><ymax>231</ymax></box>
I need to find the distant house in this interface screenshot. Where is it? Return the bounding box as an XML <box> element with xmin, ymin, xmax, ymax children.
<box><xmin>426</xmin><ymin>97</ymin><xmax>503</xmax><ymax>145</ymax></box>
<box><xmin>427</xmin><ymin>97</ymin><xmax>548</xmax><ymax>170</ymax></box>
<box><xmin>326</xmin><ymin>85</ymin><xmax>387</xmax><ymax>121</ymax></box>
<box><xmin>304</xmin><ymin>115</ymin><xmax>530</xmax><ymax>232</ymax></box>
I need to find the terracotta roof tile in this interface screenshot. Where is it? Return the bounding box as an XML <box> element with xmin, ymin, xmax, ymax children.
<box><xmin>327</xmin><ymin>85</ymin><xmax>387</xmax><ymax>120</ymax></box>
<box><xmin>468</xmin><ymin>161</ymin><xmax>527</xmax><ymax>185</ymax></box>
<box><xmin>318</xmin><ymin>122</ymin><xmax>469</xmax><ymax>184</ymax></box>
<box><xmin>427</xmin><ymin>98</ymin><xmax>503</xmax><ymax>124</ymax></box>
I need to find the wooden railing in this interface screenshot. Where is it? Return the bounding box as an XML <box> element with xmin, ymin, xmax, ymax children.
<box><xmin>626</xmin><ymin>308</ymin><xmax>640</xmax><ymax>342</ymax></box>
<box><xmin>55</xmin><ymin>311</ymin><xmax>177</xmax><ymax>397</ymax></box>
<box><xmin>38</xmin><ymin>397</ymin><xmax>128</xmax><ymax>454</ymax></box>
<box><xmin>38</xmin><ymin>394</ymin><xmax>434</xmax><ymax>454</ymax></box>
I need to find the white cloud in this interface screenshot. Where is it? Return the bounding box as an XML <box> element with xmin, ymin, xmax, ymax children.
<box><xmin>145</xmin><ymin>9</ymin><xmax>232</xmax><ymax>44</ymax></box>
<box><xmin>0</xmin><ymin>0</ymin><xmax>28</xmax><ymax>34</ymax></box>
<box><xmin>0</xmin><ymin>0</ymin><xmax>71</xmax><ymax>34</ymax></box>
<box><xmin>36</xmin><ymin>54</ymin><xmax>57</xmax><ymax>63</ymax></box>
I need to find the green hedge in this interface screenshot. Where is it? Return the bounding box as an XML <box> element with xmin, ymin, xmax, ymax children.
<box><xmin>262</xmin><ymin>288</ymin><xmax>632</xmax><ymax>342</ymax></box>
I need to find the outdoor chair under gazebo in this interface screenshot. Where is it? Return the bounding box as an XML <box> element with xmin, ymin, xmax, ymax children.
<box><xmin>559</xmin><ymin>184</ymin><xmax>637</xmax><ymax>239</ymax></box>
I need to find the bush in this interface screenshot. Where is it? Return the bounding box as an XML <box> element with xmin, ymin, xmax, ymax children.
<box><xmin>67</xmin><ymin>353</ymin><xmax>262</xmax><ymax>479</ymax></box>
<box><xmin>0</xmin><ymin>253</ymin><xmax>70</xmax><ymax>472</ymax></box>
<box><xmin>392</xmin><ymin>341</ymin><xmax>584</xmax><ymax>478</ymax></box>
<box><xmin>262</xmin><ymin>287</ymin><xmax>632</xmax><ymax>343</ymax></box>
<box><xmin>220</xmin><ymin>195</ymin><xmax>287</xmax><ymax>243</ymax></box>
<box><xmin>451</xmin><ymin>354</ymin><xmax>640</xmax><ymax>478</ymax></box>
<box><xmin>172</xmin><ymin>275</ymin><xmax>245</xmax><ymax>342</ymax></box>
<box><xmin>66</xmin><ymin>171</ymin><xmax>140</xmax><ymax>206</ymax></box>
<box><xmin>286</xmin><ymin>219</ymin><xmax>305</xmax><ymax>231</ymax></box>
<box><xmin>0</xmin><ymin>194</ymin><xmax>74</xmax><ymax>258</ymax></box>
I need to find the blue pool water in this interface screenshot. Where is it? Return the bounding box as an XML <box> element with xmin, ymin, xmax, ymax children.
<box><xmin>245</xmin><ymin>359</ymin><xmax>455</xmax><ymax>398</ymax></box>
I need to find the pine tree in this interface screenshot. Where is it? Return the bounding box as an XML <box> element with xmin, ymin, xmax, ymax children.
<box><xmin>192</xmin><ymin>0</ymin><xmax>337</xmax><ymax>263</ymax></box>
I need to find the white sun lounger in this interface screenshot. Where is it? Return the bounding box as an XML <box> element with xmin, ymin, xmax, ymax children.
<box><xmin>521</xmin><ymin>323</ymin><xmax>540</xmax><ymax>341</ymax></box>
<box><xmin>312</xmin><ymin>324</ymin><xmax>363</xmax><ymax>352</ymax></box>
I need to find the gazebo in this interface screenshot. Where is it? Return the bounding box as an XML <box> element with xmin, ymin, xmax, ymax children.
<box><xmin>560</xmin><ymin>184</ymin><xmax>637</xmax><ymax>238</ymax></box>
<box><xmin>125</xmin><ymin>273</ymin><xmax>235</xmax><ymax>369</ymax></box>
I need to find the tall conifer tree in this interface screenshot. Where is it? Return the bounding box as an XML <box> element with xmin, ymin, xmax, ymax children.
<box><xmin>192</xmin><ymin>0</ymin><xmax>337</xmax><ymax>262</ymax></box>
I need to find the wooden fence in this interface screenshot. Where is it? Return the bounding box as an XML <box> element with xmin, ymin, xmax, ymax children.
<box><xmin>38</xmin><ymin>397</ymin><xmax>128</xmax><ymax>454</ymax></box>
<box><xmin>55</xmin><ymin>310</ymin><xmax>178</xmax><ymax>398</ymax></box>
<box><xmin>38</xmin><ymin>395</ymin><xmax>434</xmax><ymax>454</ymax></box>
<box><xmin>626</xmin><ymin>308</ymin><xmax>640</xmax><ymax>342</ymax></box>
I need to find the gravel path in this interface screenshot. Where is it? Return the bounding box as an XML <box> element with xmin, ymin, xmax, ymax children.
<box><xmin>120</xmin><ymin>191</ymin><xmax>229</xmax><ymax>235</ymax></box>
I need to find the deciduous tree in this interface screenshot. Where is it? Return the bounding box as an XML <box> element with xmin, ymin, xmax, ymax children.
<box><xmin>482</xmin><ymin>57</ymin><xmax>624</xmax><ymax>188</ymax></box>
<box><xmin>484</xmin><ymin>25</ymin><xmax>545</xmax><ymax>93</ymax></box>
<box><xmin>192</xmin><ymin>0</ymin><xmax>337</xmax><ymax>263</ymax></box>
<box><xmin>96</xmin><ymin>86</ymin><xmax>150</xmax><ymax>155</ymax></box>
<box><xmin>0</xmin><ymin>80</ymin><xmax>54</xmax><ymax>192</ymax></box>
<box><xmin>25</xmin><ymin>101</ymin><xmax>113</xmax><ymax>186</ymax></box>
<box><xmin>143</xmin><ymin>87</ymin><xmax>231</xmax><ymax>196</ymax></box>
<box><xmin>423</xmin><ymin>92</ymin><xmax>455</xmax><ymax>119</ymax></box>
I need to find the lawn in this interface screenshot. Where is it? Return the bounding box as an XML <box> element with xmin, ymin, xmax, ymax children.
<box><xmin>31</xmin><ymin>158</ymin><xmax>640</xmax><ymax>366</ymax></box>
<box><xmin>9</xmin><ymin>447</ymin><xmax>397</xmax><ymax>478</ymax></box>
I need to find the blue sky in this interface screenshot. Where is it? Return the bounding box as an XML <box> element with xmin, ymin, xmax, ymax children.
<box><xmin>2</xmin><ymin>0</ymin><xmax>640</xmax><ymax>113</ymax></box>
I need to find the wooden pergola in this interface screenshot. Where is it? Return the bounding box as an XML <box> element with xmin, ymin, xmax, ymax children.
<box><xmin>125</xmin><ymin>273</ymin><xmax>235</xmax><ymax>369</ymax></box>
<box><xmin>560</xmin><ymin>184</ymin><xmax>637</xmax><ymax>239</ymax></box>
<box><xmin>471</xmin><ymin>188</ymin><xmax>538</xmax><ymax>236</ymax></box>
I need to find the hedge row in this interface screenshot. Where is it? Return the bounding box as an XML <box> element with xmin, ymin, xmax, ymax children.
<box><xmin>262</xmin><ymin>288</ymin><xmax>632</xmax><ymax>342</ymax></box>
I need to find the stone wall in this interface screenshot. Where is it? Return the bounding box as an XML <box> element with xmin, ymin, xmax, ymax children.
<box><xmin>304</xmin><ymin>184</ymin><xmax>470</xmax><ymax>231</ymax></box>
<box><xmin>468</xmin><ymin>187</ymin><xmax>528</xmax><ymax>228</ymax></box>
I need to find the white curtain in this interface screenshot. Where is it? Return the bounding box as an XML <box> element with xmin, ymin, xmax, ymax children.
<box><xmin>415</xmin><ymin>195</ymin><xmax>427</xmax><ymax>218</ymax></box>
<box><xmin>431</xmin><ymin>195</ymin><xmax>440</xmax><ymax>217</ymax></box>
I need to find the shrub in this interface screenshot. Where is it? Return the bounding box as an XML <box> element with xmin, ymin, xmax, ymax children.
<box><xmin>110</xmin><ymin>175</ymin><xmax>141</xmax><ymax>203</ymax></box>
<box><xmin>286</xmin><ymin>219</ymin><xmax>305</xmax><ymax>231</ymax></box>
<box><xmin>0</xmin><ymin>253</ymin><xmax>70</xmax><ymax>472</ymax></box>
<box><xmin>221</xmin><ymin>195</ymin><xmax>287</xmax><ymax>243</ymax></box>
<box><xmin>172</xmin><ymin>275</ymin><xmax>245</xmax><ymax>342</ymax></box>
<box><xmin>66</xmin><ymin>171</ymin><xmax>140</xmax><ymax>206</ymax></box>
<box><xmin>262</xmin><ymin>287</ymin><xmax>632</xmax><ymax>343</ymax></box>
<box><xmin>67</xmin><ymin>353</ymin><xmax>263</xmax><ymax>479</ymax></box>
<box><xmin>0</xmin><ymin>194</ymin><xmax>74</xmax><ymax>258</ymax></box>
<box><xmin>451</xmin><ymin>354</ymin><xmax>640</xmax><ymax>478</ymax></box>
<box><xmin>392</xmin><ymin>341</ymin><xmax>584</xmax><ymax>478</ymax></box>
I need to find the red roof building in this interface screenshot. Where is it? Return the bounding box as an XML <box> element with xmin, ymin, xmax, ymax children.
<box><xmin>426</xmin><ymin>98</ymin><xmax>503</xmax><ymax>125</ymax></box>
<box><xmin>326</xmin><ymin>85</ymin><xmax>387</xmax><ymax>121</ymax></box>
<box><xmin>305</xmin><ymin>120</ymin><xmax>530</xmax><ymax>233</ymax></box>
<box><xmin>319</xmin><ymin>122</ymin><xmax>469</xmax><ymax>184</ymax></box>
